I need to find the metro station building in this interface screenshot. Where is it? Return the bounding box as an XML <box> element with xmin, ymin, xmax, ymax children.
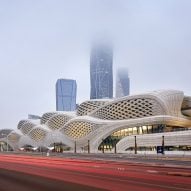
<box><xmin>1</xmin><ymin>90</ymin><xmax>191</xmax><ymax>154</ymax></box>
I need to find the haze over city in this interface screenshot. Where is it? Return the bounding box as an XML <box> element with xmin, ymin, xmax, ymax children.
<box><xmin>0</xmin><ymin>0</ymin><xmax>191</xmax><ymax>129</ymax></box>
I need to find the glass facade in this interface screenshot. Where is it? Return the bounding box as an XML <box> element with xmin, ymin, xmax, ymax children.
<box><xmin>56</xmin><ymin>79</ymin><xmax>77</xmax><ymax>111</ymax></box>
<box><xmin>98</xmin><ymin>124</ymin><xmax>190</xmax><ymax>151</ymax></box>
<box><xmin>90</xmin><ymin>43</ymin><xmax>113</xmax><ymax>99</ymax></box>
<box><xmin>116</xmin><ymin>68</ymin><xmax>130</xmax><ymax>98</ymax></box>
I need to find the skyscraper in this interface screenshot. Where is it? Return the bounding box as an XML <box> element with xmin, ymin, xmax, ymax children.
<box><xmin>90</xmin><ymin>43</ymin><xmax>113</xmax><ymax>99</ymax></box>
<box><xmin>116</xmin><ymin>68</ymin><xmax>130</xmax><ymax>98</ymax></box>
<box><xmin>56</xmin><ymin>79</ymin><xmax>77</xmax><ymax>111</ymax></box>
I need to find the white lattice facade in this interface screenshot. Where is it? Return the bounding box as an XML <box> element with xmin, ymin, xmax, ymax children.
<box><xmin>1</xmin><ymin>90</ymin><xmax>191</xmax><ymax>153</ymax></box>
<box><xmin>77</xmin><ymin>100</ymin><xmax>110</xmax><ymax>116</ymax></box>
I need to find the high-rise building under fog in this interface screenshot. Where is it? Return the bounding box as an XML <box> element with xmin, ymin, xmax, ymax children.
<box><xmin>116</xmin><ymin>68</ymin><xmax>130</xmax><ymax>97</ymax></box>
<box><xmin>56</xmin><ymin>79</ymin><xmax>77</xmax><ymax>111</ymax></box>
<box><xmin>90</xmin><ymin>43</ymin><xmax>113</xmax><ymax>99</ymax></box>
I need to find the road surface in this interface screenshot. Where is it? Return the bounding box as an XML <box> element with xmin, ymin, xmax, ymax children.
<box><xmin>0</xmin><ymin>154</ymin><xmax>190</xmax><ymax>191</ymax></box>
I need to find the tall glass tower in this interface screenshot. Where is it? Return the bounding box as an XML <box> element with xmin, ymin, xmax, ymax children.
<box><xmin>116</xmin><ymin>68</ymin><xmax>130</xmax><ymax>98</ymax></box>
<box><xmin>90</xmin><ymin>43</ymin><xmax>113</xmax><ymax>99</ymax></box>
<box><xmin>56</xmin><ymin>79</ymin><xmax>77</xmax><ymax>111</ymax></box>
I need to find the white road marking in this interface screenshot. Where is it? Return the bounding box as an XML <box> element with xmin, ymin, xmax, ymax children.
<box><xmin>147</xmin><ymin>170</ymin><xmax>158</xmax><ymax>173</ymax></box>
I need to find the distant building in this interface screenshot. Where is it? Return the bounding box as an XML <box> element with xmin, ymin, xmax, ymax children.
<box><xmin>28</xmin><ymin>114</ymin><xmax>41</xmax><ymax>120</ymax></box>
<box><xmin>90</xmin><ymin>42</ymin><xmax>113</xmax><ymax>99</ymax></box>
<box><xmin>56</xmin><ymin>79</ymin><xmax>77</xmax><ymax>111</ymax></box>
<box><xmin>116</xmin><ymin>68</ymin><xmax>130</xmax><ymax>97</ymax></box>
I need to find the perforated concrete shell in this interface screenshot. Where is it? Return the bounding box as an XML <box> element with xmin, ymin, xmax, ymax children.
<box><xmin>20</xmin><ymin>122</ymin><xmax>36</xmax><ymax>135</ymax></box>
<box><xmin>40</xmin><ymin>112</ymin><xmax>58</xmax><ymax>124</ymax></box>
<box><xmin>60</xmin><ymin>118</ymin><xmax>100</xmax><ymax>139</ymax></box>
<box><xmin>8</xmin><ymin>131</ymin><xmax>21</xmax><ymax>143</ymax></box>
<box><xmin>181</xmin><ymin>96</ymin><xmax>191</xmax><ymax>117</ymax></box>
<box><xmin>5</xmin><ymin>130</ymin><xmax>22</xmax><ymax>151</ymax></box>
<box><xmin>91</xmin><ymin>98</ymin><xmax>164</xmax><ymax>120</ymax></box>
<box><xmin>18</xmin><ymin>135</ymin><xmax>37</xmax><ymax>148</ymax></box>
<box><xmin>28</xmin><ymin>126</ymin><xmax>49</xmax><ymax>142</ymax></box>
<box><xmin>43</xmin><ymin>131</ymin><xmax>74</xmax><ymax>148</ymax></box>
<box><xmin>46</xmin><ymin>113</ymin><xmax>74</xmax><ymax>130</ymax></box>
<box><xmin>90</xmin><ymin>90</ymin><xmax>184</xmax><ymax>120</ymax></box>
<box><xmin>17</xmin><ymin>120</ymin><xmax>30</xmax><ymax>129</ymax></box>
<box><xmin>0</xmin><ymin>129</ymin><xmax>13</xmax><ymax>138</ymax></box>
<box><xmin>77</xmin><ymin>100</ymin><xmax>110</xmax><ymax>116</ymax></box>
<box><xmin>8</xmin><ymin>89</ymin><xmax>191</xmax><ymax>152</ymax></box>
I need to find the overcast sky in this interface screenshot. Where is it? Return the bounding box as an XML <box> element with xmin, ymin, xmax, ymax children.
<box><xmin>0</xmin><ymin>0</ymin><xmax>191</xmax><ymax>129</ymax></box>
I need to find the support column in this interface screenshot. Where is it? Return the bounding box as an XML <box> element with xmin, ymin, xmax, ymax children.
<box><xmin>134</xmin><ymin>136</ymin><xmax>137</xmax><ymax>154</ymax></box>
<box><xmin>162</xmin><ymin>135</ymin><xmax>164</xmax><ymax>155</ymax></box>
<box><xmin>102</xmin><ymin>139</ymin><xmax>104</xmax><ymax>153</ymax></box>
<box><xmin>53</xmin><ymin>142</ymin><xmax>55</xmax><ymax>152</ymax></box>
<box><xmin>114</xmin><ymin>139</ymin><xmax>117</xmax><ymax>154</ymax></box>
<box><xmin>74</xmin><ymin>141</ymin><xmax>76</xmax><ymax>153</ymax></box>
<box><xmin>88</xmin><ymin>140</ymin><xmax>90</xmax><ymax>154</ymax></box>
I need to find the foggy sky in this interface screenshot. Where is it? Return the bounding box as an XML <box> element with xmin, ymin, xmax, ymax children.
<box><xmin>0</xmin><ymin>0</ymin><xmax>191</xmax><ymax>129</ymax></box>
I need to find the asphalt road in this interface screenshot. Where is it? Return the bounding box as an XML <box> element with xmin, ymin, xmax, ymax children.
<box><xmin>0</xmin><ymin>168</ymin><xmax>106</xmax><ymax>191</ymax></box>
<box><xmin>0</xmin><ymin>154</ymin><xmax>191</xmax><ymax>191</ymax></box>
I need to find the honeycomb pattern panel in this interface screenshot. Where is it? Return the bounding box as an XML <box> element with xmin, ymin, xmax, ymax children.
<box><xmin>17</xmin><ymin>120</ymin><xmax>29</xmax><ymax>129</ymax></box>
<box><xmin>40</xmin><ymin>112</ymin><xmax>57</xmax><ymax>124</ymax></box>
<box><xmin>29</xmin><ymin>128</ymin><xmax>47</xmax><ymax>142</ymax></box>
<box><xmin>47</xmin><ymin>114</ymin><xmax>72</xmax><ymax>130</ymax></box>
<box><xmin>8</xmin><ymin>132</ymin><xmax>21</xmax><ymax>143</ymax></box>
<box><xmin>91</xmin><ymin>98</ymin><xmax>164</xmax><ymax>120</ymax></box>
<box><xmin>181</xmin><ymin>97</ymin><xmax>191</xmax><ymax>109</ymax></box>
<box><xmin>62</xmin><ymin>121</ymin><xmax>98</xmax><ymax>139</ymax></box>
<box><xmin>0</xmin><ymin>129</ymin><xmax>13</xmax><ymax>138</ymax></box>
<box><xmin>77</xmin><ymin>100</ymin><xmax>109</xmax><ymax>116</ymax></box>
<box><xmin>20</xmin><ymin>122</ymin><xmax>36</xmax><ymax>135</ymax></box>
